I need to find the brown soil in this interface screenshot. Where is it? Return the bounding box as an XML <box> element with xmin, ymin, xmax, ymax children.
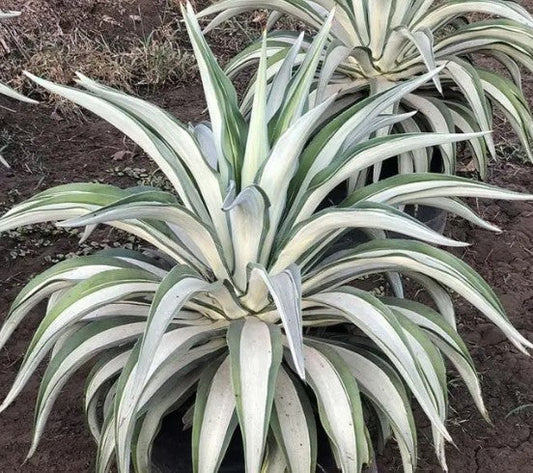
<box><xmin>0</xmin><ymin>1</ymin><xmax>533</xmax><ymax>473</ymax></box>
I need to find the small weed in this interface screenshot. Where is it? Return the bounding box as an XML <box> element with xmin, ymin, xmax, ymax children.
<box><xmin>0</xmin><ymin>126</ymin><xmax>47</xmax><ymax>174</ymax></box>
<box><xmin>106</xmin><ymin>165</ymin><xmax>174</xmax><ymax>191</ymax></box>
<box><xmin>494</xmin><ymin>140</ymin><xmax>530</xmax><ymax>164</ymax></box>
<box><xmin>3</xmin><ymin>222</ymin><xmax>143</xmax><ymax>264</ymax></box>
<box><xmin>493</xmin><ymin>113</ymin><xmax>532</xmax><ymax>164</ymax></box>
<box><xmin>127</xmin><ymin>23</ymin><xmax>197</xmax><ymax>90</ymax></box>
<box><xmin>505</xmin><ymin>404</ymin><xmax>533</xmax><ymax>419</ymax></box>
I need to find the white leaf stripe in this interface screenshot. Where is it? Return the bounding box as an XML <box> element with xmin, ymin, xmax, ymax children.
<box><xmin>305</xmin><ymin>240</ymin><xmax>532</xmax><ymax>353</ymax></box>
<box><xmin>227</xmin><ymin>318</ymin><xmax>283</xmax><ymax>473</ymax></box>
<box><xmin>324</xmin><ymin>342</ymin><xmax>417</xmax><ymax>473</ymax></box>
<box><xmin>0</xmin><ymin>256</ymin><xmax>135</xmax><ymax>352</ymax></box>
<box><xmin>203</xmin><ymin>0</ymin><xmax>533</xmax><ymax>171</ymax></box>
<box><xmin>272</xmin><ymin>203</ymin><xmax>467</xmax><ymax>273</ymax></box>
<box><xmin>249</xmin><ymin>264</ymin><xmax>305</xmax><ymax>379</ymax></box>
<box><xmin>137</xmin><ymin>338</ymin><xmax>227</xmax><ymax>413</ymax></box>
<box><xmin>193</xmin><ymin>356</ymin><xmax>238</xmax><ymax>473</ymax></box>
<box><xmin>293</xmin><ymin>132</ymin><xmax>485</xmax><ymax>227</ymax></box>
<box><xmin>24</xmin><ymin>72</ymin><xmax>211</xmax><ymax>214</ymax></box>
<box><xmin>74</xmin><ymin>73</ymin><xmax>221</xmax><ymax>224</ymax></box>
<box><xmin>60</xmin><ymin>198</ymin><xmax>230</xmax><ymax>280</ymax></box>
<box><xmin>85</xmin><ymin>350</ymin><xmax>131</xmax><ymax>441</ymax></box>
<box><xmin>271</xmin><ymin>366</ymin><xmax>316</xmax><ymax>473</ymax></box>
<box><xmin>116</xmin><ymin>320</ymin><xmax>226</xmax><ymax>473</ymax></box>
<box><xmin>0</xmin><ymin>81</ymin><xmax>38</xmax><ymax>102</ymax></box>
<box><xmin>114</xmin><ymin>333</ymin><xmax>225</xmax><ymax>472</ymax></box>
<box><xmin>241</xmin><ymin>33</ymin><xmax>270</xmax><ymax>187</ymax></box>
<box><xmin>0</xmin><ymin>184</ymin><xmax>208</xmax><ymax>269</ymax></box>
<box><xmin>223</xmin><ymin>186</ymin><xmax>270</xmax><ymax>290</ymax></box>
<box><xmin>303</xmin><ymin>342</ymin><xmax>366</xmax><ymax>473</ymax></box>
<box><xmin>183</xmin><ymin>2</ymin><xmax>247</xmax><ymax>186</ymax></box>
<box><xmin>385</xmin><ymin>297</ymin><xmax>487</xmax><ymax>418</ymax></box>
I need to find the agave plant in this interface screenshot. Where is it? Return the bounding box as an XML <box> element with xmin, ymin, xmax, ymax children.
<box><xmin>200</xmin><ymin>0</ymin><xmax>533</xmax><ymax>185</ymax></box>
<box><xmin>0</xmin><ymin>4</ymin><xmax>531</xmax><ymax>473</ymax></box>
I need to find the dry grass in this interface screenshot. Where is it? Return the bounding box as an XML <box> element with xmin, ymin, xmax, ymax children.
<box><xmin>0</xmin><ymin>2</ymin><xmax>201</xmax><ymax>98</ymax></box>
<box><xmin>0</xmin><ymin>1</ymin><xmax>284</xmax><ymax>96</ymax></box>
<box><xmin>0</xmin><ymin>0</ymin><xmax>302</xmax><ymax>101</ymax></box>
<box><xmin>16</xmin><ymin>23</ymin><xmax>198</xmax><ymax>94</ymax></box>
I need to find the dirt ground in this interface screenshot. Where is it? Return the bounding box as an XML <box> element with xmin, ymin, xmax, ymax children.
<box><xmin>1</xmin><ymin>1</ymin><xmax>533</xmax><ymax>472</ymax></box>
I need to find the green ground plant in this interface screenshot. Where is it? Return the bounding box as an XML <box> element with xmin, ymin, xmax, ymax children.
<box><xmin>0</xmin><ymin>3</ymin><xmax>532</xmax><ymax>473</ymax></box>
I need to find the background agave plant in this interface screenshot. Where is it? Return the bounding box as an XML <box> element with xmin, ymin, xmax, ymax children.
<box><xmin>200</xmin><ymin>0</ymin><xmax>533</xmax><ymax>186</ymax></box>
<box><xmin>0</xmin><ymin>4</ymin><xmax>532</xmax><ymax>473</ymax></box>
<box><xmin>0</xmin><ymin>10</ymin><xmax>37</xmax><ymax>168</ymax></box>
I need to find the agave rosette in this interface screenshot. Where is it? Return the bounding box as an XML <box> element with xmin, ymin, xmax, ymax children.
<box><xmin>0</xmin><ymin>4</ymin><xmax>531</xmax><ymax>473</ymax></box>
<box><xmin>200</xmin><ymin>0</ymin><xmax>533</xmax><ymax>182</ymax></box>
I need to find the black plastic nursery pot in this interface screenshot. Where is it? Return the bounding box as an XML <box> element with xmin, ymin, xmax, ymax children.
<box><xmin>151</xmin><ymin>409</ymin><xmax>383</xmax><ymax>472</ymax></box>
<box><xmin>383</xmin><ymin>148</ymin><xmax>448</xmax><ymax>236</ymax></box>
<box><xmin>381</xmin><ymin>200</ymin><xmax>447</xmax><ymax>242</ymax></box>
<box><xmin>151</xmin><ymin>409</ymin><xmax>345</xmax><ymax>472</ymax></box>
<box><xmin>325</xmin><ymin>200</ymin><xmax>448</xmax><ymax>251</ymax></box>
<box><xmin>151</xmin><ymin>410</ymin><xmax>244</xmax><ymax>473</ymax></box>
<box><xmin>320</xmin><ymin>149</ymin><xmax>448</xmax><ymax>248</ymax></box>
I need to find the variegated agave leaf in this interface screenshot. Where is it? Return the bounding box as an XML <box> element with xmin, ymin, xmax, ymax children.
<box><xmin>200</xmin><ymin>0</ymin><xmax>533</xmax><ymax>181</ymax></box>
<box><xmin>0</xmin><ymin>3</ymin><xmax>532</xmax><ymax>473</ymax></box>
